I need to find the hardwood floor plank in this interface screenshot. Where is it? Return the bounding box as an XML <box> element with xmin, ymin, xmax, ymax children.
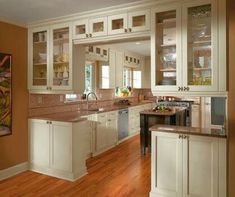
<box><xmin>0</xmin><ymin>135</ymin><xmax>150</xmax><ymax>197</ymax></box>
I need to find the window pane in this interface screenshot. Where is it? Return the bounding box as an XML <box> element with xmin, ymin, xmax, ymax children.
<box><xmin>101</xmin><ymin>65</ymin><xmax>109</xmax><ymax>89</ymax></box>
<box><xmin>133</xmin><ymin>71</ymin><xmax>141</xmax><ymax>88</ymax></box>
<box><xmin>85</xmin><ymin>64</ymin><xmax>92</xmax><ymax>92</ymax></box>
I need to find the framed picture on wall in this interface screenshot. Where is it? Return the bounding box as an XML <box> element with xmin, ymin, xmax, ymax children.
<box><xmin>0</xmin><ymin>52</ymin><xmax>12</xmax><ymax>137</ymax></box>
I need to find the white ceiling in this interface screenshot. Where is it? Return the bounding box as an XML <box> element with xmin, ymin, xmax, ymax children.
<box><xmin>111</xmin><ymin>40</ymin><xmax>151</xmax><ymax>56</ymax></box>
<box><xmin>0</xmin><ymin>0</ymin><xmax>140</xmax><ymax>25</ymax></box>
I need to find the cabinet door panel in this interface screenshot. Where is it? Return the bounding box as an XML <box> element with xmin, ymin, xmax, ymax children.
<box><xmin>108</xmin><ymin>13</ymin><xmax>128</xmax><ymax>35</ymax></box>
<box><xmin>106</xmin><ymin>118</ymin><xmax>117</xmax><ymax>147</ymax></box>
<box><xmin>151</xmin><ymin>3</ymin><xmax>182</xmax><ymax>92</ymax></box>
<box><xmin>96</xmin><ymin>122</ymin><xmax>107</xmax><ymax>151</ymax></box>
<box><xmin>51</xmin><ymin>122</ymin><xmax>72</xmax><ymax>172</ymax></box>
<box><xmin>29</xmin><ymin>27</ymin><xmax>50</xmax><ymax>90</ymax></box>
<box><xmin>128</xmin><ymin>9</ymin><xmax>150</xmax><ymax>32</ymax></box>
<box><xmin>182</xmin><ymin>0</ymin><xmax>218</xmax><ymax>91</ymax></box>
<box><xmin>183</xmin><ymin>135</ymin><xmax>219</xmax><ymax>197</ymax></box>
<box><xmin>73</xmin><ymin>19</ymin><xmax>89</xmax><ymax>39</ymax></box>
<box><xmin>89</xmin><ymin>17</ymin><xmax>107</xmax><ymax>37</ymax></box>
<box><xmin>151</xmin><ymin>132</ymin><xmax>183</xmax><ymax>197</ymax></box>
<box><xmin>30</xmin><ymin>120</ymin><xmax>50</xmax><ymax>167</ymax></box>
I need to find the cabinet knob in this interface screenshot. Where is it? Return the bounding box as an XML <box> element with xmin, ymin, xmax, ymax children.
<box><xmin>86</xmin><ymin>34</ymin><xmax>89</xmax><ymax>38</ymax></box>
<box><xmin>179</xmin><ymin>135</ymin><xmax>182</xmax><ymax>139</ymax></box>
<box><xmin>183</xmin><ymin>135</ymin><xmax>189</xmax><ymax>139</ymax></box>
<box><xmin>128</xmin><ymin>28</ymin><xmax>132</xmax><ymax>32</ymax></box>
<box><xmin>186</xmin><ymin>87</ymin><xmax>190</xmax><ymax>91</ymax></box>
<box><xmin>89</xmin><ymin>33</ymin><xmax>92</xmax><ymax>37</ymax></box>
<box><xmin>124</xmin><ymin>28</ymin><xmax>128</xmax><ymax>33</ymax></box>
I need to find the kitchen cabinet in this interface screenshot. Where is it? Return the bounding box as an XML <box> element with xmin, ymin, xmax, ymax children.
<box><xmin>151</xmin><ymin>0</ymin><xmax>226</xmax><ymax>95</ymax></box>
<box><xmin>108</xmin><ymin>9</ymin><xmax>150</xmax><ymax>35</ymax></box>
<box><xmin>191</xmin><ymin>104</ymin><xmax>200</xmax><ymax>127</ymax></box>
<box><xmin>91</xmin><ymin>111</ymin><xmax>118</xmax><ymax>156</ymax></box>
<box><xmin>73</xmin><ymin>17</ymin><xmax>107</xmax><ymax>39</ymax></box>
<box><xmin>85</xmin><ymin>45</ymin><xmax>109</xmax><ymax>62</ymax></box>
<box><xmin>150</xmin><ymin>131</ymin><xmax>226</xmax><ymax>197</ymax></box>
<box><xmin>29</xmin><ymin>119</ymin><xmax>91</xmax><ymax>181</ymax></box>
<box><xmin>28</xmin><ymin>23</ymin><xmax>85</xmax><ymax>93</ymax></box>
<box><xmin>124</xmin><ymin>52</ymin><xmax>142</xmax><ymax>68</ymax></box>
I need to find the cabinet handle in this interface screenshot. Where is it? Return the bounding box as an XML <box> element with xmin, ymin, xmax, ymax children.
<box><xmin>186</xmin><ymin>87</ymin><xmax>190</xmax><ymax>91</ymax></box>
<box><xmin>86</xmin><ymin>34</ymin><xmax>89</xmax><ymax>38</ymax></box>
<box><xmin>179</xmin><ymin>135</ymin><xmax>182</xmax><ymax>139</ymax></box>
<box><xmin>183</xmin><ymin>135</ymin><xmax>189</xmax><ymax>139</ymax></box>
<box><xmin>89</xmin><ymin>33</ymin><xmax>92</xmax><ymax>37</ymax></box>
<box><xmin>128</xmin><ymin>28</ymin><xmax>132</xmax><ymax>32</ymax></box>
<box><xmin>124</xmin><ymin>28</ymin><xmax>128</xmax><ymax>33</ymax></box>
<box><xmin>178</xmin><ymin>86</ymin><xmax>183</xmax><ymax>91</ymax></box>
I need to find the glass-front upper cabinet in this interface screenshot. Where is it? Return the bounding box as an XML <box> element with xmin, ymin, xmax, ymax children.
<box><xmin>152</xmin><ymin>4</ymin><xmax>181</xmax><ymax>92</ymax></box>
<box><xmin>31</xmin><ymin>28</ymin><xmax>49</xmax><ymax>89</ymax></box>
<box><xmin>183</xmin><ymin>1</ymin><xmax>217</xmax><ymax>91</ymax></box>
<box><xmin>52</xmin><ymin>26</ymin><xmax>71</xmax><ymax>89</ymax></box>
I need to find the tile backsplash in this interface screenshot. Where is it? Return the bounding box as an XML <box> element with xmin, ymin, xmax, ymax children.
<box><xmin>29</xmin><ymin>88</ymin><xmax>155</xmax><ymax>116</ymax></box>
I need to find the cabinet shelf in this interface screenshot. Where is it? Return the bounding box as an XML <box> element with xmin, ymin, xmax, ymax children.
<box><xmin>159</xmin><ymin>68</ymin><xmax>176</xmax><ymax>72</ymax></box>
<box><xmin>192</xmin><ymin>67</ymin><xmax>211</xmax><ymax>71</ymax></box>
<box><xmin>53</xmin><ymin>38</ymin><xmax>69</xmax><ymax>44</ymax></box>
<box><xmin>33</xmin><ymin>62</ymin><xmax>47</xmax><ymax>66</ymax></box>
<box><xmin>33</xmin><ymin>41</ymin><xmax>47</xmax><ymax>45</ymax></box>
<box><xmin>53</xmin><ymin>61</ymin><xmax>69</xmax><ymax>65</ymax></box>
<box><xmin>33</xmin><ymin>77</ymin><xmax>47</xmax><ymax>80</ymax></box>
<box><xmin>160</xmin><ymin>44</ymin><xmax>176</xmax><ymax>47</ymax></box>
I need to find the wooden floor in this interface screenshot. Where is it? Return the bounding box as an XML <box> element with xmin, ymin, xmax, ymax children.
<box><xmin>0</xmin><ymin>135</ymin><xmax>151</xmax><ymax>197</ymax></box>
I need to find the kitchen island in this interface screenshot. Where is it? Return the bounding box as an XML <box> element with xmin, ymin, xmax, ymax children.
<box><xmin>140</xmin><ymin>108</ymin><xmax>186</xmax><ymax>155</ymax></box>
<box><xmin>149</xmin><ymin>125</ymin><xmax>227</xmax><ymax>197</ymax></box>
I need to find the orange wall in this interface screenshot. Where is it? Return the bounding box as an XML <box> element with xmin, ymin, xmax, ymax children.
<box><xmin>0</xmin><ymin>21</ymin><xmax>28</xmax><ymax>170</ymax></box>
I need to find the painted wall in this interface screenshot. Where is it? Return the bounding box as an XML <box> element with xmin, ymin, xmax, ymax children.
<box><xmin>228</xmin><ymin>0</ymin><xmax>235</xmax><ymax>196</ymax></box>
<box><xmin>0</xmin><ymin>21</ymin><xmax>28</xmax><ymax>170</ymax></box>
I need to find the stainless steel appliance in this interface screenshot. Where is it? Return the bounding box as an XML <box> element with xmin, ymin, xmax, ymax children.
<box><xmin>118</xmin><ymin>109</ymin><xmax>129</xmax><ymax>141</ymax></box>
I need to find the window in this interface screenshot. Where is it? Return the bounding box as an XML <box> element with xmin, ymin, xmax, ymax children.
<box><xmin>101</xmin><ymin>64</ymin><xmax>110</xmax><ymax>89</ymax></box>
<box><xmin>133</xmin><ymin>70</ymin><xmax>142</xmax><ymax>88</ymax></box>
<box><xmin>123</xmin><ymin>67</ymin><xmax>142</xmax><ymax>88</ymax></box>
<box><xmin>85</xmin><ymin>63</ymin><xmax>93</xmax><ymax>93</ymax></box>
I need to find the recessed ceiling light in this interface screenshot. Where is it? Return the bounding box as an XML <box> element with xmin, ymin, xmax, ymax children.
<box><xmin>135</xmin><ymin>42</ymin><xmax>141</xmax><ymax>45</ymax></box>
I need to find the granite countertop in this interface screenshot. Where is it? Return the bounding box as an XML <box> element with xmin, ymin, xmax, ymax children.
<box><xmin>29</xmin><ymin>101</ymin><xmax>154</xmax><ymax>123</ymax></box>
<box><xmin>149</xmin><ymin>124</ymin><xmax>227</xmax><ymax>138</ymax></box>
<box><xmin>140</xmin><ymin>108</ymin><xmax>185</xmax><ymax>116</ymax></box>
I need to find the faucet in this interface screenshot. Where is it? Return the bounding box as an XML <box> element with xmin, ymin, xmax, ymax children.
<box><xmin>86</xmin><ymin>92</ymin><xmax>98</xmax><ymax>110</ymax></box>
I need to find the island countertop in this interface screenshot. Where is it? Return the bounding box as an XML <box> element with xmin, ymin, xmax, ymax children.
<box><xmin>140</xmin><ymin>108</ymin><xmax>185</xmax><ymax>116</ymax></box>
<box><xmin>149</xmin><ymin>124</ymin><xmax>227</xmax><ymax>138</ymax></box>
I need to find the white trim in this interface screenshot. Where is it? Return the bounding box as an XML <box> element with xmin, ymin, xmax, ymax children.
<box><xmin>0</xmin><ymin>17</ymin><xmax>27</xmax><ymax>28</ymax></box>
<box><xmin>0</xmin><ymin>162</ymin><xmax>28</xmax><ymax>181</ymax></box>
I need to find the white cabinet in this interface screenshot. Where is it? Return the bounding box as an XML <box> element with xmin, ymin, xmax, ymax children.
<box><xmin>30</xmin><ymin>120</ymin><xmax>50</xmax><ymax>168</ymax></box>
<box><xmin>73</xmin><ymin>17</ymin><xmax>107</xmax><ymax>39</ymax></box>
<box><xmin>29</xmin><ymin>119</ymin><xmax>91</xmax><ymax>181</ymax></box>
<box><xmin>150</xmin><ymin>131</ymin><xmax>227</xmax><ymax>197</ymax></box>
<box><xmin>28</xmin><ymin>23</ymin><xmax>84</xmax><ymax>93</ymax></box>
<box><xmin>151</xmin><ymin>0</ymin><xmax>226</xmax><ymax>95</ymax></box>
<box><xmin>108</xmin><ymin>9</ymin><xmax>150</xmax><ymax>35</ymax></box>
<box><xmin>91</xmin><ymin>111</ymin><xmax>118</xmax><ymax>156</ymax></box>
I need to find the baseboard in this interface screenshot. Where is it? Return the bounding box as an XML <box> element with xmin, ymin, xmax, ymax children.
<box><xmin>0</xmin><ymin>162</ymin><xmax>29</xmax><ymax>181</ymax></box>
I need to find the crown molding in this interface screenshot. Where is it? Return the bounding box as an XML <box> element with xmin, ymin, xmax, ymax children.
<box><xmin>0</xmin><ymin>17</ymin><xmax>27</xmax><ymax>28</ymax></box>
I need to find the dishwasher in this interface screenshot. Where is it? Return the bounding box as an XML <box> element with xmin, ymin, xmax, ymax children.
<box><xmin>118</xmin><ymin>109</ymin><xmax>129</xmax><ymax>141</ymax></box>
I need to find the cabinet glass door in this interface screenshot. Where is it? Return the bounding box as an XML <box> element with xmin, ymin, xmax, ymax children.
<box><xmin>32</xmin><ymin>30</ymin><xmax>48</xmax><ymax>87</ymax></box>
<box><xmin>128</xmin><ymin>10</ymin><xmax>150</xmax><ymax>32</ymax></box>
<box><xmin>73</xmin><ymin>19</ymin><xmax>88</xmax><ymax>39</ymax></box>
<box><xmin>52</xmin><ymin>26</ymin><xmax>70</xmax><ymax>88</ymax></box>
<box><xmin>183</xmin><ymin>2</ymin><xmax>217</xmax><ymax>91</ymax></box>
<box><xmin>108</xmin><ymin>13</ymin><xmax>127</xmax><ymax>35</ymax></box>
<box><xmin>154</xmin><ymin>7</ymin><xmax>181</xmax><ymax>91</ymax></box>
<box><xmin>89</xmin><ymin>17</ymin><xmax>107</xmax><ymax>37</ymax></box>
<box><xmin>187</xmin><ymin>5</ymin><xmax>212</xmax><ymax>86</ymax></box>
